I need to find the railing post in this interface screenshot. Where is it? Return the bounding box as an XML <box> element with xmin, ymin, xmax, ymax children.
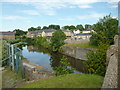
<box><xmin>11</xmin><ymin>45</ymin><xmax>14</xmax><ymax>70</ymax></box>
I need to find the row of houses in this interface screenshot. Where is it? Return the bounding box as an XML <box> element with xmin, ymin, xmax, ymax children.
<box><xmin>0</xmin><ymin>29</ymin><xmax>94</xmax><ymax>40</ymax></box>
<box><xmin>26</xmin><ymin>29</ymin><xmax>93</xmax><ymax>40</ymax></box>
<box><xmin>26</xmin><ymin>29</ymin><xmax>74</xmax><ymax>39</ymax></box>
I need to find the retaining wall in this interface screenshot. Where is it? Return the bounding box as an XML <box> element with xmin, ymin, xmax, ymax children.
<box><xmin>102</xmin><ymin>35</ymin><xmax>118</xmax><ymax>88</ymax></box>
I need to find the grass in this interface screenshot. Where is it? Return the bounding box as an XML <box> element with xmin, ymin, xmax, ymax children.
<box><xmin>20</xmin><ymin>73</ymin><xmax>103</xmax><ymax>88</ymax></box>
<box><xmin>65</xmin><ymin>43</ymin><xmax>98</xmax><ymax>49</ymax></box>
<box><xmin>2</xmin><ymin>66</ymin><xmax>24</xmax><ymax>88</ymax></box>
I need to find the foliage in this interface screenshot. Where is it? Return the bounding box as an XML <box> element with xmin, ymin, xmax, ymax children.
<box><xmin>20</xmin><ymin>73</ymin><xmax>103</xmax><ymax>88</ymax></box>
<box><xmin>90</xmin><ymin>15</ymin><xmax>118</xmax><ymax>46</ymax></box>
<box><xmin>84</xmin><ymin>43</ymin><xmax>109</xmax><ymax>76</ymax></box>
<box><xmin>53</xmin><ymin>56</ymin><xmax>74</xmax><ymax>76</ymax></box>
<box><xmin>28</xmin><ymin>27</ymin><xmax>37</xmax><ymax>31</ymax></box>
<box><xmin>51</xmin><ymin>30</ymin><xmax>66</xmax><ymax>51</ymax></box>
<box><xmin>42</xmin><ymin>26</ymin><xmax>49</xmax><ymax>29</ymax></box>
<box><xmin>37</xmin><ymin>26</ymin><xmax>41</xmax><ymax>30</ymax></box>
<box><xmin>84</xmin><ymin>15</ymin><xmax>118</xmax><ymax>76</ymax></box>
<box><xmin>85</xmin><ymin>24</ymin><xmax>92</xmax><ymax>30</ymax></box>
<box><xmin>48</xmin><ymin>24</ymin><xmax>60</xmax><ymax>30</ymax></box>
<box><xmin>76</xmin><ymin>24</ymin><xmax>84</xmax><ymax>31</ymax></box>
<box><xmin>35</xmin><ymin>37</ymin><xmax>50</xmax><ymax>48</ymax></box>
<box><xmin>26</xmin><ymin>37</ymin><xmax>50</xmax><ymax>49</ymax></box>
<box><xmin>0</xmin><ymin>40</ymin><xmax>7</xmax><ymax>60</ymax></box>
<box><xmin>13</xmin><ymin>29</ymin><xmax>27</xmax><ymax>36</ymax></box>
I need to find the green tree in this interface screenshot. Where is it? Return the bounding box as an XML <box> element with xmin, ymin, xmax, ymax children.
<box><xmin>28</xmin><ymin>27</ymin><xmax>37</xmax><ymax>31</ymax></box>
<box><xmin>76</xmin><ymin>24</ymin><xmax>84</xmax><ymax>31</ymax></box>
<box><xmin>84</xmin><ymin>43</ymin><xmax>109</xmax><ymax>76</ymax></box>
<box><xmin>90</xmin><ymin>15</ymin><xmax>118</xmax><ymax>46</ymax></box>
<box><xmin>85</xmin><ymin>24</ymin><xmax>92</xmax><ymax>30</ymax></box>
<box><xmin>42</xmin><ymin>26</ymin><xmax>48</xmax><ymax>29</ymax></box>
<box><xmin>37</xmin><ymin>26</ymin><xmax>41</xmax><ymax>30</ymax></box>
<box><xmin>53</xmin><ymin>56</ymin><xmax>74</xmax><ymax>76</ymax></box>
<box><xmin>62</xmin><ymin>26</ymin><xmax>70</xmax><ymax>30</ymax></box>
<box><xmin>69</xmin><ymin>25</ymin><xmax>76</xmax><ymax>30</ymax></box>
<box><xmin>51</xmin><ymin>30</ymin><xmax>66</xmax><ymax>51</ymax></box>
<box><xmin>48</xmin><ymin>24</ymin><xmax>60</xmax><ymax>30</ymax></box>
<box><xmin>13</xmin><ymin>29</ymin><xmax>27</xmax><ymax>36</ymax></box>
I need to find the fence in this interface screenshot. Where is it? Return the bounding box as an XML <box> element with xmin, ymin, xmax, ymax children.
<box><xmin>0</xmin><ymin>43</ymin><xmax>24</xmax><ymax>78</ymax></box>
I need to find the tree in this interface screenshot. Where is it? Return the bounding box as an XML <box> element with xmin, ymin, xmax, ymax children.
<box><xmin>13</xmin><ymin>29</ymin><xmax>27</xmax><ymax>36</ymax></box>
<box><xmin>51</xmin><ymin>30</ymin><xmax>66</xmax><ymax>51</ymax></box>
<box><xmin>90</xmin><ymin>15</ymin><xmax>118</xmax><ymax>46</ymax></box>
<box><xmin>42</xmin><ymin>26</ymin><xmax>48</xmax><ymax>29</ymax></box>
<box><xmin>85</xmin><ymin>24</ymin><xmax>92</xmax><ymax>30</ymax></box>
<box><xmin>37</xmin><ymin>26</ymin><xmax>41</xmax><ymax>30</ymax></box>
<box><xmin>76</xmin><ymin>24</ymin><xmax>84</xmax><ymax>31</ymax></box>
<box><xmin>48</xmin><ymin>24</ymin><xmax>60</xmax><ymax>30</ymax></box>
<box><xmin>84</xmin><ymin>15</ymin><xmax>118</xmax><ymax>76</ymax></box>
<box><xmin>69</xmin><ymin>25</ymin><xmax>76</xmax><ymax>30</ymax></box>
<box><xmin>62</xmin><ymin>26</ymin><xmax>70</xmax><ymax>30</ymax></box>
<box><xmin>28</xmin><ymin>27</ymin><xmax>37</xmax><ymax>31</ymax></box>
<box><xmin>53</xmin><ymin>56</ymin><xmax>74</xmax><ymax>76</ymax></box>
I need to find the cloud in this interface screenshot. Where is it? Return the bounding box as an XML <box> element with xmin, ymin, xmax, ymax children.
<box><xmin>78</xmin><ymin>5</ymin><xmax>92</xmax><ymax>8</ymax></box>
<box><xmin>58</xmin><ymin>17</ymin><xmax>75</xmax><ymax>21</ymax></box>
<box><xmin>20</xmin><ymin>10</ymin><xmax>40</xmax><ymax>15</ymax></box>
<box><xmin>2</xmin><ymin>16</ymin><xmax>29</xmax><ymax>20</ymax></box>
<box><xmin>111</xmin><ymin>5</ymin><xmax>118</xmax><ymax>8</ymax></box>
<box><xmin>1</xmin><ymin>0</ymin><xmax>119</xmax><ymax>15</ymax></box>
<box><xmin>77</xmin><ymin>12</ymin><xmax>106</xmax><ymax>20</ymax></box>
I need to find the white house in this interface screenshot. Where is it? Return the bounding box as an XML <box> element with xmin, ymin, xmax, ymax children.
<box><xmin>73</xmin><ymin>30</ymin><xmax>80</xmax><ymax>34</ymax></box>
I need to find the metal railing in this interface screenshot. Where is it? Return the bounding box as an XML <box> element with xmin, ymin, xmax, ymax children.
<box><xmin>1</xmin><ymin>43</ymin><xmax>24</xmax><ymax>78</ymax></box>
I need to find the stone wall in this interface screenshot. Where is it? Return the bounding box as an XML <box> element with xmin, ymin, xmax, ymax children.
<box><xmin>23</xmin><ymin>62</ymin><xmax>54</xmax><ymax>81</ymax></box>
<box><xmin>61</xmin><ymin>46</ymin><xmax>96</xmax><ymax>60</ymax></box>
<box><xmin>102</xmin><ymin>35</ymin><xmax>118</xmax><ymax>88</ymax></box>
<box><xmin>64</xmin><ymin>39</ymin><xmax>90</xmax><ymax>44</ymax></box>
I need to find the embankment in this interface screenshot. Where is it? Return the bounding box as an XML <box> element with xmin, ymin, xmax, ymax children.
<box><xmin>61</xmin><ymin>46</ymin><xmax>96</xmax><ymax>60</ymax></box>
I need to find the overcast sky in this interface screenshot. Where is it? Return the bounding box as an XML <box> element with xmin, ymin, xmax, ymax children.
<box><xmin>0</xmin><ymin>0</ymin><xmax>119</xmax><ymax>31</ymax></box>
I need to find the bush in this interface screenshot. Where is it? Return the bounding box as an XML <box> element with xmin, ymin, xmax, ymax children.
<box><xmin>53</xmin><ymin>56</ymin><xmax>74</xmax><ymax>76</ymax></box>
<box><xmin>84</xmin><ymin>43</ymin><xmax>109</xmax><ymax>76</ymax></box>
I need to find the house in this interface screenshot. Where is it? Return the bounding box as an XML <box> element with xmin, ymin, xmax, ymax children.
<box><xmin>82</xmin><ymin>29</ymin><xmax>94</xmax><ymax>33</ymax></box>
<box><xmin>63</xmin><ymin>30</ymin><xmax>74</xmax><ymax>39</ymax></box>
<box><xmin>74</xmin><ymin>33</ymin><xmax>92</xmax><ymax>39</ymax></box>
<box><xmin>73</xmin><ymin>29</ymin><xmax>80</xmax><ymax>34</ymax></box>
<box><xmin>0</xmin><ymin>32</ymin><xmax>15</xmax><ymax>40</ymax></box>
<box><xmin>26</xmin><ymin>29</ymin><xmax>74</xmax><ymax>38</ymax></box>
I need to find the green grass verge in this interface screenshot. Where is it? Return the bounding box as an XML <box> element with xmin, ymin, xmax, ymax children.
<box><xmin>2</xmin><ymin>67</ymin><xmax>23</xmax><ymax>88</ymax></box>
<box><xmin>65</xmin><ymin>43</ymin><xmax>98</xmax><ymax>49</ymax></box>
<box><xmin>20</xmin><ymin>73</ymin><xmax>103</xmax><ymax>88</ymax></box>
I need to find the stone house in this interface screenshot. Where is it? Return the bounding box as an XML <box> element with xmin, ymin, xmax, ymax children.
<box><xmin>0</xmin><ymin>32</ymin><xmax>15</xmax><ymax>40</ymax></box>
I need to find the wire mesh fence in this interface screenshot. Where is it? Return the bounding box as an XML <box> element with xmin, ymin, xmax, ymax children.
<box><xmin>1</xmin><ymin>43</ymin><xmax>24</xmax><ymax>78</ymax></box>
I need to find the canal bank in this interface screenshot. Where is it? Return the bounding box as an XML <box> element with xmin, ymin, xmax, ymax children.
<box><xmin>61</xmin><ymin>45</ymin><xmax>96</xmax><ymax>60</ymax></box>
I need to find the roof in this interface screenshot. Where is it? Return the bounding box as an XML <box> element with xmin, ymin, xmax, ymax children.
<box><xmin>76</xmin><ymin>33</ymin><xmax>91</xmax><ymax>36</ymax></box>
<box><xmin>0</xmin><ymin>32</ymin><xmax>15</xmax><ymax>35</ymax></box>
<box><xmin>28</xmin><ymin>29</ymin><xmax>56</xmax><ymax>34</ymax></box>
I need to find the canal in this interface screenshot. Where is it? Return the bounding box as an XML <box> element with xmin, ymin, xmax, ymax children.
<box><xmin>22</xmin><ymin>45</ymin><xmax>88</xmax><ymax>73</ymax></box>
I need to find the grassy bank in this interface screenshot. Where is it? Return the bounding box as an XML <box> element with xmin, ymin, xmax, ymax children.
<box><xmin>64</xmin><ymin>43</ymin><xmax>98</xmax><ymax>49</ymax></box>
<box><xmin>20</xmin><ymin>73</ymin><xmax>103</xmax><ymax>88</ymax></box>
<box><xmin>2</xmin><ymin>67</ymin><xmax>24</xmax><ymax>88</ymax></box>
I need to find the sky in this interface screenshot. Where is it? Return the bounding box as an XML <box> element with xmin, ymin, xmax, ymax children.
<box><xmin>0</xmin><ymin>0</ymin><xmax>119</xmax><ymax>31</ymax></box>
